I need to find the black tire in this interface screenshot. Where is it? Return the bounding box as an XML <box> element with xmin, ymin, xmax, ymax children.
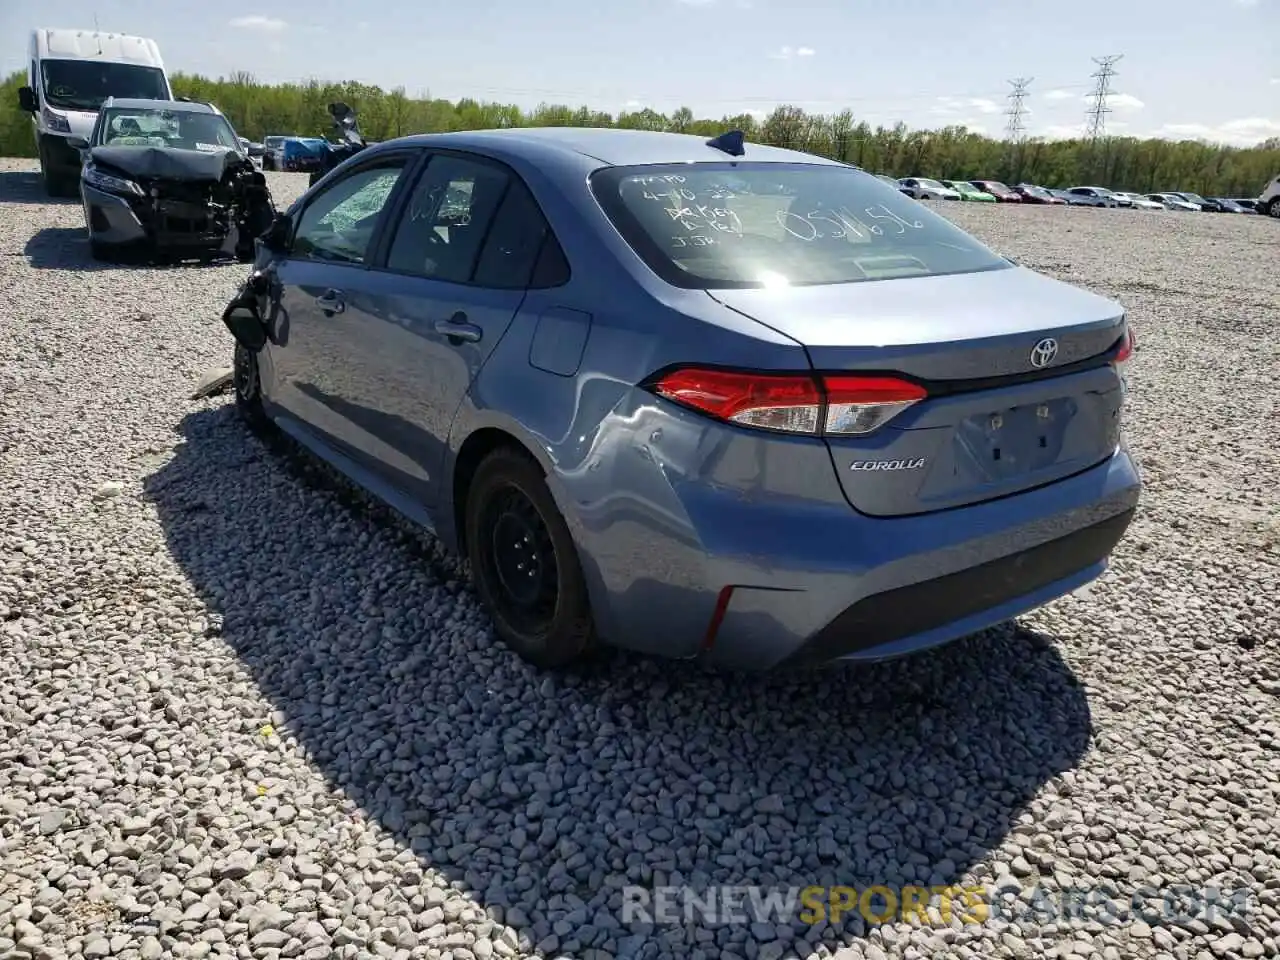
<box><xmin>464</xmin><ymin>447</ymin><xmax>596</xmax><ymax>668</ymax></box>
<box><xmin>232</xmin><ymin>342</ymin><xmax>270</xmax><ymax>434</ymax></box>
<box><xmin>89</xmin><ymin>240</ymin><xmax>110</xmax><ymax>262</ymax></box>
<box><xmin>1269</xmin><ymin>198</ymin><xmax>1280</xmax><ymax>219</ymax></box>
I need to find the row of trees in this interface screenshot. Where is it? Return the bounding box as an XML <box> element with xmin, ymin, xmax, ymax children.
<box><xmin>3</xmin><ymin>70</ymin><xmax>1277</xmax><ymax>196</ymax></box>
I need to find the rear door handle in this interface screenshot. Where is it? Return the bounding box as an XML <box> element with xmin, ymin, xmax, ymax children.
<box><xmin>314</xmin><ymin>289</ymin><xmax>345</xmax><ymax>314</ymax></box>
<box><xmin>434</xmin><ymin>313</ymin><xmax>482</xmax><ymax>344</ymax></box>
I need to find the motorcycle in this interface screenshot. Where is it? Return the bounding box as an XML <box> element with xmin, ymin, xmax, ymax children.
<box><xmin>307</xmin><ymin>101</ymin><xmax>371</xmax><ymax>187</ymax></box>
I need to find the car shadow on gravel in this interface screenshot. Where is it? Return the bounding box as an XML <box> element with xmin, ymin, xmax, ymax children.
<box><xmin>144</xmin><ymin>405</ymin><xmax>1094</xmax><ymax>957</ymax></box>
<box><xmin>25</xmin><ymin>227</ymin><xmax>236</xmax><ymax>272</ymax></box>
<box><xmin>0</xmin><ymin>170</ymin><xmax>77</xmax><ymax>205</ymax></box>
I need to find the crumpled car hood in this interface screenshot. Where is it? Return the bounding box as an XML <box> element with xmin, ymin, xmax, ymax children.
<box><xmin>89</xmin><ymin>146</ymin><xmax>240</xmax><ymax>182</ymax></box>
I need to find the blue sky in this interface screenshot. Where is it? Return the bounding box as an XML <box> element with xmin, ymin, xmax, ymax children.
<box><xmin>5</xmin><ymin>0</ymin><xmax>1278</xmax><ymax>146</ymax></box>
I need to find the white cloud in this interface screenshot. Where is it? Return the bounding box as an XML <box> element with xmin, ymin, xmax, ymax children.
<box><xmin>229</xmin><ymin>14</ymin><xmax>286</xmax><ymax>31</ymax></box>
<box><xmin>1041</xmin><ymin>90</ymin><xmax>1144</xmax><ymax>111</ymax></box>
<box><xmin>1031</xmin><ymin>120</ymin><xmax>1130</xmax><ymax>140</ymax></box>
<box><xmin>932</xmin><ymin>96</ymin><xmax>1000</xmax><ymax>116</ymax></box>
<box><xmin>1271</xmin><ymin>78</ymin><xmax>1280</xmax><ymax>85</ymax></box>
<box><xmin>1235</xmin><ymin>0</ymin><xmax>1258</xmax><ymax>6</ymax></box>
<box><xmin>675</xmin><ymin>0</ymin><xmax>716</xmax><ymax>5</ymax></box>
<box><xmin>1108</xmin><ymin>93</ymin><xmax>1145</xmax><ymax>111</ymax></box>
<box><xmin>1038</xmin><ymin>124</ymin><xmax>1085</xmax><ymax>140</ymax></box>
<box><xmin>1152</xmin><ymin>117</ymin><xmax>1280</xmax><ymax>147</ymax></box>
<box><xmin>768</xmin><ymin>45</ymin><xmax>816</xmax><ymax>59</ymax></box>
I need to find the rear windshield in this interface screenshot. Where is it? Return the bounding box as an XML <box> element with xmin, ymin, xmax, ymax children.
<box><xmin>590</xmin><ymin>162</ymin><xmax>1009</xmax><ymax>289</ymax></box>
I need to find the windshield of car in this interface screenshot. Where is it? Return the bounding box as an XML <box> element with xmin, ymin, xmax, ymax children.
<box><xmin>591</xmin><ymin>162</ymin><xmax>1010</xmax><ymax>290</ymax></box>
<box><xmin>1182</xmin><ymin>193</ymin><xmax>1207</xmax><ymax>203</ymax></box>
<box><xmin>40</xmin><ymin>59</ymin><xmax>168</xmax><ymax>111</ymax></box>
<box><xmin>917</xmin><ymin>178</ymin><xmax>946</xmax><ymax>189</ymax></box>
<box><xmin>955</xmin><ymin>182</ymin><xmax>980</xmax><ymax>192</ymax></box>
<box><xmin>94</xmin><ymin>106</ymin><xmax>241</xmax><ymax>152</ymax></box>
<box><xmin>1021</xmin><ymin>185</ymin><xmax>1049</xmax><ymax>197</ymax></box>
<box><xmin>983</xmin><ymin>182</ymin><xmax>1011</xmax><ymax>192</ymax></box>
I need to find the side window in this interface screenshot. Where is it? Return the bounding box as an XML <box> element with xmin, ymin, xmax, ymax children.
<box><xmin>292</xmin><ymin>161</ymin><xmax>407</xmax><ymax>265</ymax></box>
<box><xmin>385</xmin><ymin>155</ymin><xmax>508</xmax><ymax>283</ymax></box>
<box><xmin>472</xmin><ymin>179</ymin><xmax>568</xmax><ymax>289</ymax></box>
<box><xmin>530</xmin><ymin>234</ymin><xmax>571</xmax><ymax>288</ymax></box>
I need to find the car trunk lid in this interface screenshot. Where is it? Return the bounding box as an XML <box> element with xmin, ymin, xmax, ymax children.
<box><xmin>708</xmin><ymin>266</ymin><xmax>1128</xmax><ymax>517</ymax></box>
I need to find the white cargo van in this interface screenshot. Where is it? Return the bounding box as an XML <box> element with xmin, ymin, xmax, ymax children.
<box><xmin>17</xmin><ymin>28</ymin><xmax>173</xmax><ymax>198</ymax></box>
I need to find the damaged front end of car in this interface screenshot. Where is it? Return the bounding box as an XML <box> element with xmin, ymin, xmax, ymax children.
<box><xmin>82</xmin><ymin>146</ymin><xmax>278</xmax><ymax>263</ymax></box>
<box><xmin>221</xmin><ymin>212</ymin><xmax>292</xmax><ymax>352</ymax></box>
<box><xmin>307</xmin><ymin>102</ymin><xmax>372</xmax><ymax>187</ymax></box>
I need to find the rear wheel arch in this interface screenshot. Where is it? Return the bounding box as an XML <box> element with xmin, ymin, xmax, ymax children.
<box><xmin>452</xmin><ymin>429</ymin><xmax>598</xmax><ymax>667</ymax></box>
<box><xmin>451</xmin><ymin>427</ymin><xmax>545</xmax><ymax>558</ymax></box>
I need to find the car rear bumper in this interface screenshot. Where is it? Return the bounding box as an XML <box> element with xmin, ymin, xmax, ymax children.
<box><xmin>573</xmin><ymin>414</ymin><xmax>1141</xmax><ymax>671</ymax></box>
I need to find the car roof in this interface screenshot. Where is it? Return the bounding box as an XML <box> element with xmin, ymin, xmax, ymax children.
<box><xmin>386</xmin><ymin>127</ymin><xmax>845</xmax><ymax>168</ymax></box>
<box><xmin>103</xmin><ymin>97</ymin><xmax>219</xmax><ymax>114</ymax></box>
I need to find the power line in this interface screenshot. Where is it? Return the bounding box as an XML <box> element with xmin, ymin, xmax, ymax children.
<box><xmin>1004</xmin><ymin>77</ymin><xmax>1033</xmax><ymax>142</ymax></box>
<box><xmin>1084</xmin><ymin>55</ymin><xmax>1123</xmax><ymax>141</ymax></box>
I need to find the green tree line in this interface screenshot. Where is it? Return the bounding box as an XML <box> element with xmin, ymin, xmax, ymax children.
<box><xmin>3</xmin><ymin>70</ymin><xmax>1277</xmax><ymax>196</ymax></box>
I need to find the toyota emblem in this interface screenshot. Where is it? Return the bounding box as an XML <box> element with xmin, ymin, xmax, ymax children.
<box><xmin>1030</xmin><ymin>338</ymin><xmax>1059</xmax><ymax>368</ymax></box>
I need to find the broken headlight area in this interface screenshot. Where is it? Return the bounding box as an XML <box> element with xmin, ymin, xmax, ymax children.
<box><xmin>97</xmin><ymin>157</ymin><xmax>276</xmax><ymax>262</ymax></box>
<box><xmin>83</xmin><ymin>165</ymin><xmax>144</xmax><ymax>197</ymax></box>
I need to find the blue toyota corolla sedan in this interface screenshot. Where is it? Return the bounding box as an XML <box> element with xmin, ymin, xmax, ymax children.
<box><xmin>221</xmin><ymin>127</ymin><xmax>1140</xmax><ymax>671</ymax></box>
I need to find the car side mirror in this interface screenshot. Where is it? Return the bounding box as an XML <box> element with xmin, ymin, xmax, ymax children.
<box><xmin>18</xmin><ymin>86</ymin><xmax>37</xmax><ymax>113</ymax></box>
<box><xmin>67</xmin><ymin>137</ymin><xmax>89</xmax><ymax>151</ymax></box>
<box><xmin>261</xmin><ymin>212</ymin><xmax>293</xmax><ymax>253</ymax></box>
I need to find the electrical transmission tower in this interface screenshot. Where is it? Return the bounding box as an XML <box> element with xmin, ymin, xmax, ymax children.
<box><xmin>1084</xmin><ymin>55</ymin><xmax>1123</xmax><ymax>141</ymax></box>
<box><xmin>1004</xmin><ymin>77</ymin><xmax>1033</xmax><ymax>143</ymax></box>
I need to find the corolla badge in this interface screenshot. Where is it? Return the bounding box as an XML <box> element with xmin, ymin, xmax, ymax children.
<box><xmin>849</xmin><ymin>458</ymin><xmax>926</xmax><ymax>471</ymax></box>
<box><xmin>1030</xmin><ymin>337</ymin><xmax>1059</xmax><ymax>368</ymax></box>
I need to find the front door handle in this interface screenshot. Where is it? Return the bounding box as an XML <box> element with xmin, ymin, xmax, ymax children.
<box><xmin>314</xmin><ymin>289</ymin><xmax>345</xmax><ymax>315</ymax></box>
<box><xmin>434</xmin><ymin>313</ymin><xmax>482</xmax><ymax>344</ymax></box>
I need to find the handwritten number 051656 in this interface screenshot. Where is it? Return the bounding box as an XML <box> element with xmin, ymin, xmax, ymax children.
<box><xmin>776</xmin><ymin>205</ymin><xmax>924</xmax><ymax>241</ymax></box>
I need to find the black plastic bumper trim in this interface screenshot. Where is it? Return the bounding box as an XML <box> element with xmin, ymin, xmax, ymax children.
<box><xmin>783</xmin><ymin>506</ymin><xmax>1136</xmax><ymax>667</ymax></box>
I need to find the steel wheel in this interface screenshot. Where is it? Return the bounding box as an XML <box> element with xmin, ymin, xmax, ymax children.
<box><xmin>480</xmin><ymin>484</ymin><xmax>560</xmax><ymax>636</ymax></box>
<box><xmin>232</xmin><ymin>343</ymin><xmax>269</xmax><ymax>432</ymax></box>
<box><xmin>464</xmin><ymin>447</ymin><xmax>596</xmax><ymax>667</ymax></box>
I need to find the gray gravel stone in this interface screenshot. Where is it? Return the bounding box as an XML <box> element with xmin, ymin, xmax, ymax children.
<box><xmin>0</xmin><ymin>160</ymin><xmax>1278</xmax><ymax>960</ymax></box>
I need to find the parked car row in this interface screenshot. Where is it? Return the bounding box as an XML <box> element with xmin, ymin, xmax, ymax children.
<box><xmin>889</xmin><ymin>174</ymin><xmax>1280</xmax><ymax>217</ymax></box>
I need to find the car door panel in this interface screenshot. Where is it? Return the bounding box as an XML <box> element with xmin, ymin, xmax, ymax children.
<box><xmin>335</xmin><ymin>151</ymin><xmax>558</xmax><ymax>508</ymax></box>
<box><xmin>354</xmin><ymin>275</ymin><xmax>528</xmax><ymax>504</ymax></box>
<box><xmin>264</xmin><ymin>153</ymin><xmax>419</xmax><ymax>468</ymax></box>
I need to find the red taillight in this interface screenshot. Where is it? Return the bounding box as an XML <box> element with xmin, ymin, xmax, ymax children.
<box><xmin>1113</xmin><ymin>327</ymin><xmax>1134</xmax><ymax>364</ymax></box>
<box><xmin>649</xmin><ymin>367</ymin><xmax>927</xmax><ymax>436</ymax></box>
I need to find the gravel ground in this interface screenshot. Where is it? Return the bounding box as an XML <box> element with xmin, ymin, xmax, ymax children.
<box><xmin>2</xmin><ymin>155</ymin><xmax>1279</xmax><ymax>960</ymax></box>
